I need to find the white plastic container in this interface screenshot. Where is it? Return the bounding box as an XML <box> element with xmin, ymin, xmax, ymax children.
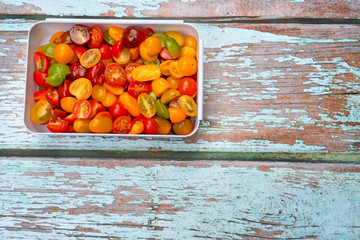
<box><xmin>24</xmin><ymin>18</ymin><xmax>203</xmax><ymax>137</ymax></box>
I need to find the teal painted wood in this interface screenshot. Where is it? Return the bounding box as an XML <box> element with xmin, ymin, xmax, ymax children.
<box><xmin>0</xmin><ymin>157</ymin><xmax>360</xmax><ymax>239</ymax></box>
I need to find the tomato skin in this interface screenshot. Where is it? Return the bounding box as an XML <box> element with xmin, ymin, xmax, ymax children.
<box><xmin>105</xmin><ymin>64</ymin><xmax>126</xmax><ymax>87</ymax></box>
<box><xmin>131</xmin><ymin>65</ymin><xmax>161</xmax><ymax>82</ymax></box>
<box><xmin>70</xmin><ymin>63</ymin><xmax>89</xmax><ymax>80</ymax></box>
<box><xmin>31</xmin><ymin>99</ymin><xmax>53</xmax><ymax>125</ymax></box>
<box><xmin>122</xmin><ymin>26</ymin><xmax>146</xmax><ymax>48</ymax></box>
<box><xmin>109</xmin><ymin>102</ymin><xmax>128</xmax><ymax>119</ymax></box>
<box><xmin>33</xmin><ymin>71</ymin><xmax>47</xmax><ymax>87</ymax></box>
<box><xmin>46</xmin><ymin>88</ymin><xmax>60</xmax><ymax>107</ymax></box>
<box><xmin>34</xmin><ymin>52</ymin><xmax>50</xmax><ymax>73</ymax></box>
<box><xmin>69</xmin><ymin>78</ymin><xmax>92</xmax><ymax>100</ymax></box>
<box><xmin>143</xmin><ymin>118</ymin><xmax>159</xmax><ymax>134</ymax></box>
<box><xmin>89</xmin><ymin>112</ymin><xmax>113</xmax><ymax>133</ymax></box>
<box><xmin>88</xmin><ymin>62</ymin><xmax>106</xmax><ymax>86</ymax></box>
<box><xmin>119</xmin><ymin>92</ymin><xmax>141</xmax><ymax>117</ymax></box>
<box><xmin>57</xmin><ymin>79</ymin><xmax>72</xmax><ymax>99</ymax></box>
<box><xmin>129</xmin><ymin>47</ymin><xmax>140</xmax><ymax>60</ymax></box>
<box><xmin>112</xmin><ymin>40</ymin><xmax>123</xmax><ymax>59</ymax></box>
<box><xmin>74</xmin><ymin>118</ymin><xmax>91</xmax><ymax>133</ymax></box>
<box><xmin>173</xmin><ymin>119</ymin><xmax>193</xmax><ymax>135</ymax></box>
<box><xmin>34</xmin><ymin>90</ymin><xmax>46</xmax><ymax>102</ymax></box>
<box><xmin>73</xmin><ymin>99</ymin><xmax>92</xmax><ymax>119</ymax></box>
<box><xmin>125</xmin><ymin>63</ymin><xmax>143</xmax><ymax>82</ymax></box>
<box><xmin>178</xmin><ymin>56</ymin><xmax>197</xmax><ymax>76</ymax></box>
<box><xmin>88</xmin><ymin>99</ymin><xmax>106</xmax><ymax>118</ymax></box>
<box><xmin>52</xmin><ymin>109</ymin><xmax>68</xmax><ymax>118</ymax></box>
<box><xmin>128</xmin><ymin>81</ymin><xmax>152</xmax><ymax>98</ymax></box>
<box><xmin>151</xmin><ymin>77</ymin><xmax>171</xmax><ymax>97</ymax></box>
<box><xmin>88</xmin><ymin>25</ymin><xmax>103</xmax><ymax>48</ymax></box>
<box><xmin>72</xmin><ymin>46</ymin><xmax>87</xmax><ymax>59</ymax></box>
<box><xmin>70</xmin><ymin>24</ymin><xmax>90</xmax><ymax>46</ymax></box>
<box><xmin>153</xmin><ymin>116</ymin><xmax>172</xmax><ymax>135</ymax></box>
<box><xmin>65</xmin><ymin>113</ymin><xmax>76</xmax><ymax>123</ymax></box>
<box><xmin>178</xmin><ymin>77</ymin><xmax>197</xmax><ymax>96</ymax></box>
<box><xmin>47</xmin><ymin>117</ymin><xmax>69</xmax><ymax>133</ymax></box>
<box><xmin>98</xmin><ymin>44</ymin><xmax>112</xmax><ymax>60</ymax></box>
<box><xmin>112</xmin><ymin>116</ymin><xmax>132</xmax><ymax>134</ymax></box>
<box><xmin>53</xmin><ymin>43</ymin><xmax>74</xmax><ymax>64</ymax></box>
<box><xmin>60</xmin><ymin>97</ymin><xmax>77</xmax><ymax>113</ymax></box>
<box><xmin>108</xmin><ymin>26</ymin><xmax>124</xmax><ymax>42</ymax></box>
<box><xmin>143</xmin><ymin>28</ymin><xmax>154</xmax><ymax>38</ymax></box>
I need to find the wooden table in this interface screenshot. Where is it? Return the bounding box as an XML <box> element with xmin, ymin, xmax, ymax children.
<box><xmin>1</xmin><ymin>1</ymin><xmax>360</xmax><ymax>238</ymax></box>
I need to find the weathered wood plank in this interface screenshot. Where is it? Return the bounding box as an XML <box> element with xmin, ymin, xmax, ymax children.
<box><xmin>1</xmin><ymin>0</ymin><xmax>360</xmax><ymax>19</ymax></box>
<box><xmin>0</xmin><ymin>157</ymin><xmax>359</xmax><ymax>239</ymax></box>
<box><xmin>1</xmin><ymin>21</ymin><xmax>359</xmax><ymax>158</ymax></box>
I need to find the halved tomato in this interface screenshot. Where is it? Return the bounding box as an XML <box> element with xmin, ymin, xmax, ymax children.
<box><xmin>57</xmin><ymin>79</ymin><xmax>72</xmax><ymax>99</ymax></box>
<box><xmin>129</xmin><ymin>47</ymin><xmax>140</xmax><ymax>60</ymax></box>
<box><xmin>45</xmin><ymin>88</ymin><xmax>60</xmax><ymax>107</ymax></box>
<box><xmin>34</xmin><ymin>90</ymin><xmax>46</xmax><ymax>102</ymax></box>
<box><xmin>80</xmin><ymin>48</ymin><xmax>101</xmax><ymax>68</ymax></box>
<box><xmin>88</xmin><ymin>99</ymin><xmax>106</xmax><ymax>118</ymax></box>
<box><xmin>125</xmin><ymin>63</ymin><xmax>143</xmax><ymax>82</ymax></box>
<box><xmin>88</xmin><ymin>25</ymin><xmax>103</xmax><ymax>48</ymax></box>
<box><xmin>138</xmin><ymin>93</ymin><xmax>156</xmax><ymax>118</ymax></box>
<box><xmin>112</xmin><ymin>116</ymin><xmax>132</xmax><ymax>134</ymax></box>
<box><xmin>47</xmin><ymin>117</ymin><xmax>69</xmax><ymax>133</ymax></box>
<box><xmin>34</xmin><ymin>52</ymin><xmax>50</xmax><ymax>73</ymax></box>
<box><xmin>70</xmin><ymin>24</ymin><xmax>90</xmax><ymax>46</ymax></box>
<box><xmin>98</xmin><ymin>44</ymin><xmax>112</xmax><ymax>60</ymax></box>
<box><xmin>33</xmin><ymin>71</ymin><xmax>47</xmax><ymax>87</ymax></box>
<box><xmin>88</xmin><ymin>62</ymin><xmax>106</xmax><ymax>86</ymax></box>
<box><xmin>112</xmin><ymin>40</ymin><xmax>123</xmax><ymax>58</ymax></box>
<box><xmin>73</xmin><ymin>99</ymin><xmax>92</xmax><ymax>119</ymax></box>
<box><xmin>105</xmin><ymin>64</ymin><xmax>126</xmax><ymax>87</ymax></box>
<box><xmin>128</xmin><ymin>81</ymin><xmax>151</xmax><ymax>98</ymax></box>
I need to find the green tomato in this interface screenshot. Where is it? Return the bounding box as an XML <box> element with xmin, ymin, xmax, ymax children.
<box><xmin>45</xmin><ymin>73</ymin><xmax>66</xmax><ymax>87</ymax></box>
<box><xmin>103</xmin><ymin>30</ymin><xmax>116</xmax><ymax>45</ymax></box>
<box><xmin>152</xmin><ymin>33</ymin><xmax>167</xmax><ymax>47</ymax></box>
<box><xmin>156</xmin><ymin>99</ymin><xmax>169</xmax><ymax>119</ymax></box>
<box><xmin>48</xmin><ymin>63</ymin><xmax>70</xmax><ymax>76</ymax></box>
<box><xmin>142</xmin><ymin>58</ymin><xmax>160</xmax><ymax>66</ymax></box>
<box><xmin>164</xmin><ymin>37</ymin><xmax>181</xmax><ymax>59</ymax></box>
<box><xmin>149</xmin><ymin>91</ymin><xmax>157</xmax><ymax>101</ymax></box>
<box><xmin>40</xmin><ymin>43</ymin><xmax>57</xmax><ymax>58</ymax></box>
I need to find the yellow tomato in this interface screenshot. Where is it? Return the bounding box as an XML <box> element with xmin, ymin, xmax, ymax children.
<box><xmin>168</xmin><ymin>107</ymin><xmax>186</xmax><ymax>123</ymax></box>
<box><xmin>89</xmin><ymin>113</ymin><xmax>113</xmax><ymax>133</ymax></box>
<box><xmin>151</xmin><ymin>78</ymin><xmax>171</xmax><ymax>97</ymax></box>
<box><xmin>30</xmin><ymin>99</ymin><xmax>53</xmax><ymax>124</ymax></box>
<box><xmin>69</xmin><ymin>78</ymin><xmax>92</xmax><ymax>100</ymax></box>
<box><xmin>103</xmin><ymin>82</ymin><xmax>124</xmax><ymax>95</ymax></box>
<box><xmin>153</xmin><ymin>116</ymin><xmax>172</xmax><ymax>135</ymax></box>
<box><xmin>53</xmin><ymin>43</ymin><xmax>74</xmax><ymax>64</ymax></box>
<box><xmin>119</xmin><ymin>92</ymin><xmax>141</xmax><ymax>117</ymax></box>
<box><xmin>101</xmin><ymin>91</ymin><xmax>117</xmax><ymax>107</ymax></box>
<box><xmin>92</xmin><ymin>85</ymin><xmax>107</xmax><ymax>102</ymax></box>
<box><xmin>74</xmin><ymin>119</ymin><xmax>91</xmax><ymax>133</ymax></box>
<box><xmin>60</xmin><ymin>97</ymin><xmax>77</xmax><ymax>113</ymax></box>
<box><xmin>165</xmin><ymin>31</ymin><xmax>184</xmax><ymax>47</ymax></box>
<box><xmin>178</xmin><ymin>56</ymin><xmax>197</xmax><ymax>76</ymax></box>
<box><xmin>184</xmin><ymin>36</ymin><xmax>197</xmax><ymax>50</ymax></box>
<box><xmin>131</xmin><ymin>65</ymin><xmax>161</xmax><ymax>82</ymax></box>
<box><xmin>166</xmin><ymin>76</ymin><xmax>181</xmax><ymax>89</ymax></box>
<box><xmin>180</xmin><ymin>46</ymin><xmax>197</xmax><ymax>58</ymax></box>
<box><xmin>108</xmin><ymin>26</ymin><xmax>124</xmax><ymax>41</ymax></box>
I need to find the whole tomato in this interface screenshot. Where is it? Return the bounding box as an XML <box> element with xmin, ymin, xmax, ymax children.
<box><xmin>122</xmin><ymin>26</ymin><xmax>146</xmax><ymax>48</ymax></box>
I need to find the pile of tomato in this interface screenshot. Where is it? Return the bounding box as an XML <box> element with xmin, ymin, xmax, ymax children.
<box><xmin>30</xmin><ymin>24</ymin><xmax>199</xmax><ymax>135</ymax></box>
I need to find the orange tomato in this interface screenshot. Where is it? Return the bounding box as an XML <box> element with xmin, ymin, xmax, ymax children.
<box><xmin>166</xmin><ymin>76</ymin><xmax>181</xmax><ymax>89</ymax></box>
<box><xmin>49</xmin><ymin>31</ymin><xmax>64</xmax><ymax>44</ymax></box>
<box><xmin>60</xmin><ymin>97</ymin><xmax>77</xmax><ymax>113</ymax></box>
<box><xmin>74</xmin><ymin>119</ymin><xmax>91</xmax><ymax>133</ymax></box>
<box><xmin>103</xmin><ymin>82</ymin><xmax>124</xmax><ymax>95</ymax></box>
<box><xmin>92</xmin><ymin>84</ymin><xmax>107</xmax><ymax>102</ymax></box>
<box><xmin>178</xmin><ymin>56</ymin><xmax>197</xmax><ymax>76</ymax></box>
<box><xmin>179</xmin><ymin>95</ymin><xmax>198</xmax><ymax>117</ymax></box>
<box><xmin>89</xmin><ymin>112</ymin><xmax>113</xmax><ymax>133</ymax></box>
<box><xmin>153</xmin><ymin>116</ymin><xmax>171</xmax><ymax>135</ymax></box>
<box><xmin>173</xmin><ymin>119</ymin><xmax>193</xmax><ymax>135</ymax></box>
<box><xmin>30</xmin><ymin>99</ymin><xmax>53</xmax><ymax>124</ymax></box>
<box><xmin>180</xmin><ymin>46</ymin><xmax>197</xmax><ymax>58</ymax></box>
<box><xmin>169</xmin><ymin>61</ymin><xmax>184</xmax><ymax>78</ymax></box>
<box><xmin>69</xmin><ymin>78</ymin><xmax>92</xmax><ymax>100</ymax></box>
<box><xmin>143</xmin><ymin>36</ymin><xmax>162</xmax><ymax>56</ymax></box>
<box><xmin>151</xmin><ymin>78</ymin><xmax>171</xmax><ymax>97</ymax></box>
<box><xmin>108</xmin><ymin>26</ymin><xmax>124</xmax><ymax>41</ymax></box>
<box><xmin>53</xmin><ymin>43</ymin><xmax>74</xmax><ymax>64</ymax></box>
<box><xmin>159</xmin><ymin>60</ymin><xmax>175</xmax><ymax>76</ymax></box>
<box><xmin>119</xmin><ymin>92</ymin><xmax>141</xmax><ymax>117</ymax></box>
<box><xmin>184</xmin><ymin>36</ymin><xmax>197</xmax><ymax>50</ymax></box>
<box><xmin>139</xmin><ymin>42</ymin><xmax>157</xmax><ymax>62</ymax></box>
<box><xmin>131</xmin><ymin>65</ymin><xmax>161</xmax><ymax>82</ymax></box>
<box><xmin>80</xmin><ymin>48</ymin><xmax>101</xmax><ymax>68</ymax></box>
<box><xmin>168</xmin><ymin>107</ymin><xmax>186</xmax><ymax>123</ymax></box>
<box><xmin>129</xmin><ymin>121</ymin><xmax>144</xmax><ymax>134</ymax></box>
<box><xmin>101</xmin><ymin>91</ymin><xmax>117</xmax><ymax>107</ymax></box>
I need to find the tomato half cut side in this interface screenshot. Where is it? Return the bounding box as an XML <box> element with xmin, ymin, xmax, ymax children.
<box><xmin>34</xmin><ymin>52</ymin><xmax>50</xmax><ymax>73</ymax></box>
<box><xmin>105</xmin><ymin>64</ymin><xmax>126</xmax><ymax>87</ymax></box>
<box><xmin>88</xmin><ymin>25</ymin><xmax>103</xmax><ymax>48</ymax></box>
<box><xmin>125</xmin><ymin>63</ymin><xmax>143</xmax><ymax>82</ymax></box>
<box><xmin>128</xmin><ymin>81</ymin><xmax>151</xmax><ymax>98</ymax></box>
<box><xmin>73</xmin><ymin>99</ymin><xmax>92</xmax><ymax>119</ymax></box>
<box><xmin>88</xmin><ymin>62</ymin><xmax>106</xmax><ymax>86</ymax></box>
<box><xmin>112</xmin><ymin>40</ymin><xmax>123</xmax><ymax>58</ymax></box>
<box><xmin>47</xmin><ymin>117</ymin><xmax>69</xmax><ymax>133</ymax></box>
<box><xmin>113</xmin><ymin>116</ymin><xmax>132</xmax><ymax>134</ymax></box>
<box><xmin>33</xmin><ymin>71</ymin><xmax>47</xmax><ymax>87</ymax></box>
<box><xmin>70</xmin><ymin>24</ymin><xmax>90</xmax><ymax>46</ymax></box>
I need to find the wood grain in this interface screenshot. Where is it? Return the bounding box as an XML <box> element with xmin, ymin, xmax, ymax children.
<box><xmin>1</xmin><ymin>157</ymin><xmax>359</xmax><ymax>239</ymax></box>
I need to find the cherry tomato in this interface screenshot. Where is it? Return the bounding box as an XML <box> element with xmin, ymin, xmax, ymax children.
<box><xmin>49</xmin><ymin>31</ymin><xmax>64</xmax><ymax>44</ymax></box>
<box><xmin>33</xmin><ymin>71</ymin><xmax>47</xmax><ymax>86</ymax></box>
<box><xmin>178</xmin><ymin>77</ymin><xmax>197</xmax><ymax>96</ymax></box>
<box><xmin>40</xmin><ymin>43</ymin><xmax>57</xmax><ymax>58</ymax></box>
<box><xmin>98</xmin><ymin>44</ymin><xmax>112</xmax><ymax>60</ymax></box>
<box><xmin>109</xmin><ymin>102</ymin><xmax>128</xmax><ymax>119</ymax></box>
<box><xmin>73</xmin><ymin>99</ymin><xmax>92</xmax><ymax>119</ymax></box>
<box><xmin>139</xmin><ymin>36</ymin><xmax>162</xmax><ymax>61</ymax></box>
<box><xmin>30</xmin><ymin>99</ymin><xmax>53</xmax><ymax>124</ymax></box>
<box><xmin>159</xmin><ymin>60</ymin><xmax>175</xmax><ymax>76</ymax></box>
<box><xmin>131</xmin><ymin>65</ymin><xmax>161</xmax><ymax>82</ymax></box>
<box><xmin>164</xmin><ymin>37</ymin><xmax>181</xmax><ymax>59</ymax></box>
<box><xmin>103</xmin><ymin>82</ymin><xmax>124</xmax><ymax>95</ymax></box>
<box><xmin>53</xmin><ymin>43</ymin><xmax>74</xmax><ymax>64</ymax></box>
<box><xmin>125</xmin><ymin>63</ymin><xmax>143</xmax><ymax>82</ymax></box>
<box><xmin>119</xmin><ymin>92</ymin><xmax>141</xmax><ymax>117</ymax></box>
<box><xmin>103</xmin><ymin>30</ymin><xmax>116</xmax><ymax>45</ymax></box>
<box><xmin>72</xmin><ymin>46</ymin><xmax>87</xmax><ymax>59</ymax></box>
<box><xmin>138</xmin><ymin>93</ymin><xmax>156</xmax><ymax>118</ymax></box>
<box><xmin>70</xmin><ymin>63</ymin><xmax>89</xmax><ymax>80</ymax></box>
<box><xmin>180</xmin><ymin>46</ymin><xmax>197</xmax><ymax>58</ymax></box>
<box><xmin>173</xmin><ymin>119</ymin><xmax>193</xmax><ymax>135</ymax></box>
<box><xmin>92</xmin><ymin>84</ymin><xmax>107</xmax><ymax>102</ymax></box>
<box><xmin>113</xmin><ymin>47</ymin><xmax>131</xmax><ymax>65</ymax></box>
<box><xmin>166</xmin><ymin>76</ymin><xmax>181</xmax><ymax>90</ymax></box>
<box><xmin>88</xmin><ymin>62</ymin><xmax>106</xmax><ymax>86</ymax></box>
<box><xmin>169</xmin><ymin>107</ymin><xmax>186</xmax><ymax>123</ymax></box>
<box><xmin>34</xmin><ymin>90</ymin><xmax>46</xmax><ymax>102</ymax></box>
<box><xmin>88</xmin><ymin>99</ymin><xmax>106</xmax><ymax>118</ymax></box>
<box><xmin>57</xmin><ymin>79</ymin><xmax>72</xmax><ymax>99</ymax></box>
<box><xmin>156</xmin><ymin>99</ymin><xmax>169</xmax><ymax>119</ymax></box>
<box><xmin>129</xmin><ymin>120</ymin><xmax>144</xmax><ymax>134</ymax></box>
<box><xmin>179</xmin><ymin>95</ymin><xmax>198</xmax><ymax>117</ymax></box>
<box><xmin>108</xmin><ymin>26</ymin><xmax>124</xmax><ymax>42</ymax></box>
<box><xmin>70</xmin><ymin>24</ymin><xmax>90</xmax><ymax>46</ymax></box>
<box><xmin>151</xmin><ymin>77</ymin><xmax>171</xmax><ymax>97</ymax></box>
<box><xmin>65</xmin><ymin>113</ymin><xmax>77</xmax><ymax>123</ymax></box>
<box><xmin>88</xmin><ymin>25</ymin><xmax>103</xmax><ymax>48</ymax></box>
<box><xmin>129</xmin><ymin>47</ymin><xmax>140</xmax><ymax>60</ymax></box>
<box><xmin>60</xmin><ymin>97</ymin><xmax>77</xmax><ymax>113</ymax></box>
<box><xmin>143</xmin><ymin>118</ymin><xmax>159</xmax><ymax>134</ymax></box>
<box><xmin>184</xmin><ymin>36</ymin><xmax>197</xmax><ymax>50</ymax></box>
<box><xmin>122</xmin><ymin>26</ymin><xmax>146</xmax><ymax>48</ymax></box>
<box><xmin>59</xmin><ymin>31</ymin><xmax>73</xmax><ymax>44</ymax></box>
<box><xmin>52</xmin><ymin>109</ymin><xmax>68</xmax><ymax>118</ymax></box>
<box><xmin>153</xmin><ymin>116</ymin><xmax>171</xmax><ymax>135</ymax></box>
<box><xmin>128</xmin><ymin>81</ymin><xmax>151</xmax><ymax>98</ymax></box>
<box><xmin>47</xmin><ymin>117</ymin><xmax>68</xmax><ymax>133</ymax></box>
<box><xmin>143</xmin><ymin>28</ymin><xmax>154</xmax><ymax>38</ymax></box>
<box><xmin>80</xmin><ymin>48</ymin><xmax>101</xmax><ymax>68</ymax></box>
<box><xmin>178</xmin><ymin>56</ymin><xmax>197</xmax><ymax>76</ymax></box>
<box><xmin>101</xmin><ymin>91</ymin><xmax>117</xmax><ymax>108</ymax></box>
<box><xmin>105</xmin><ymin>64</ymin><xmax>126</xmax><ymax>87</ymax></box>
<box><xmin>65</xmin><ymin>124</ymin><xmax>75</xmax><ymax>133</ymax></box>
<box><xmin>69</xmin><ymin>78</ymin><xmax>92</xmax><ymax>100</ymax></box>
<box><xmin>165</xmin><ymin>31</ymin><xmax>184</xmax><ymax>47</ymax></box>
<box><xmin>89</xmin><ymin>112</ymin><xmax>113</xmax><ymax>133</ymax></box>
<box><xmin>169</xmin><ymin>61</ymin><xmax>184</xmax><ymax>78</ymax></box>
<box><xmin>112</xmin><ymin>116</ymin><xmax>131</xmax><ymax>134</ymax></box>
<box><xmin>34</xmin><ymin>52</ymin><xmax>50</xmax><ymax>73</ymax></box>
<box><xmin>46</xmin><ymin>63</ymin><xmax>70</xmax><ymax>87</ymax></box>
<box><xmin>112</xmin><ymin>40</ymin><xmax>123</xmax><ymax>58</ymax></box>
<box><xmin>74</xmin><ymin>118</ymin><xmax>91</xmax><ymax>133</ymax></box>
<box><xmin>161</xmin><ymin>89</ymin><xmax>180</xmax><ymax>104</ymax></box>
<box><xmin>45</xmin><ymin>88</ymin><xmax>59</xmax><ymax>107</ymax></box>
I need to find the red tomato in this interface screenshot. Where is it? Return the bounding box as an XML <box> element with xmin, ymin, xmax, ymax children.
<box><xmin>88</xmin><ymin>99</ymin><xmax>106</xmax><ymax>118</ymax></box>
<box><xmin>130</xmin><ymin>115</ymin><xmax>146</xmax><ymax>128</ymax></box>
<box><xmin>34</xmin><ymin>90</ymin><xmax>46</xmax><ymax>102</ymax></box>
<box><xmin>65</xmin><ymin>124</ymin><xmax>75</xmax><ymax>133</ymax></box>
<box><xmin>122</xmin><ymin>26</ymin><xmax>146</xmax><ymax>48</ymax></box>
<box><xmin>129</xmin><ymin>47</ymin><xmax>140</xmax><ymax>60</ymax></box>
<box><xmin>59</xmin><ymin>31</ymin><xmax>73</xmax><ymax>44</ymax></box>
<box><xmin>73</xmin><ymin>99</ymin><xmax>92</xmax><ymax>119</ymax></box>
<box><xmin>33</xmin><ymin>71</ymin><xmax>47</xmax><ymax>87</ymax></box>
<box><xmin>72</xmin><ymin>46</ymin><xmax>87</xmax><ymax>59</ymax></box>
<box><xmin>125</xmin><ymin>63</ymin><xmax>143</xmax><ymax>82</ymax></box>
<box><xmin>70</xmin><ymin>24</ymin><xmax>90</xmax><ymax>46</ymax></box>
<box><xmin>52</xmin><ymin>109</ymin><xmax>68</xmax><ymax>118</ymax></box>
<box><xmin>45</xmin><ymin>88</ymin><xmax>59</xmax><ymax>107</ymax></box>
<box><xmin>160</xmin><ymin>47</ymin><xmax>173</xmax><ymax>60</ymax></box>
<box><xmin>88</xmin><ymin>62</ymin><xmax>106</xmax><ymax>86</ymax></box>
<box><xmin>57</xmin><ymin>79</ymin><xmax>72</xmax><ymax>99</ymax></box>
<box><xmin>65</xmin><ymin>113</ymin><xmax>77</xmax><ymax>124</ymax></box>
<box><xmin>70</xmin><ymin>63</ymin><xmax>89</xmax><ymax>80</ymax></box>
<box><xmin>143</xmin><ymin>117</ymin><xmax>159</xmax><ymax>134</ymax></box>
<box><xmin>109</xmin><ymin>102</ymin><xmax>128</xmax><ymax>119</ymax></box>
<box><xmin>112</xmin><ymin>116</ymin><xmax>132</xmax><ymax>134</ymax></box>
<box><xmin>112</xmin><ymin>40</ymin><xmax>123</xmax><ymax>58</ymax></box>
<box><xmin>105</xmin><ymin>64</ymin><xmax>126</xmax><ymax>87</ymax></box>
<box><xmin>98</xmin><ymin>44</ymin><xmax>112</xmax><ymax>60</ymax></box>
<box><xmin>143</xmin><ymin>28</ymin><xmax>154</xmax><ymax>38</ymax></box>
<box><xmin>88</xmin><ymin>25</ymin><xmax>103</xmax><ymax>48</ymax></box>
<box><xmin>128</xmin><ymin>81</ymin><xmax>151</xmax><ymax>98</ymax></box>
<box><xmin>47</xmin><ymin>117</ymin><xmax>69</xmax><ymax>133</ymax></box>
<box><xmin>178</xmin><ymin>77</ymin><xmax>197</xmax><ymax>96</ymax></box>
<box><xmin>34</xmin><ymin>52</ymin><xmax>50</xmax><ymax>73</ymax></box>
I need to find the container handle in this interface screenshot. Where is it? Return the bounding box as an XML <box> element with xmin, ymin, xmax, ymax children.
<box><xmin>45</xmin><ymin>18</ymin><xmax>184</xmax><ymax>25</ymax></box>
